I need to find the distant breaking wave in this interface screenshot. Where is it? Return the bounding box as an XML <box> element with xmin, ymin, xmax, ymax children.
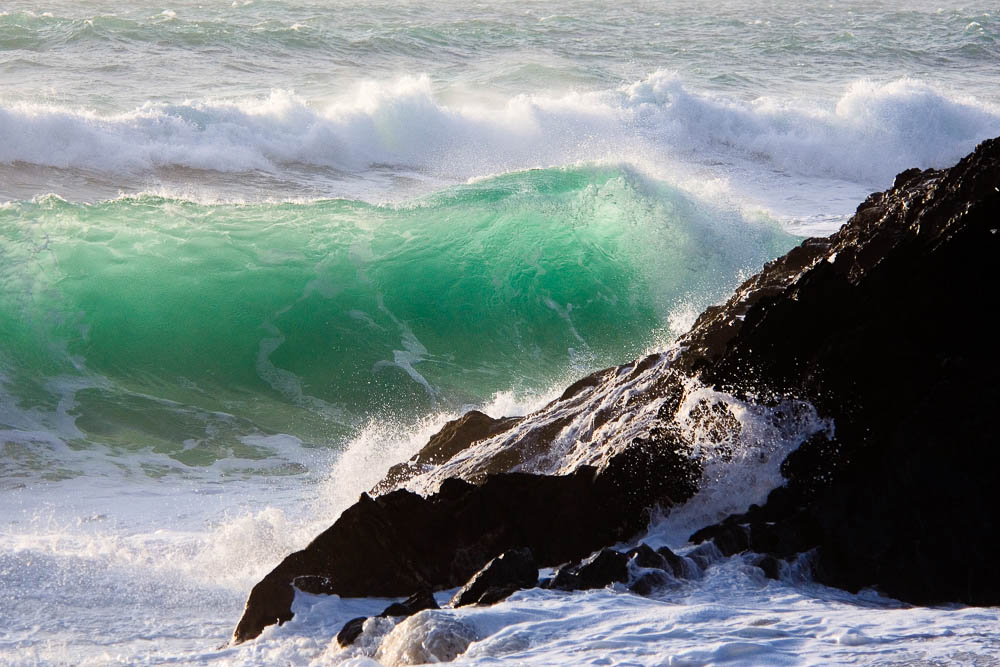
<box><xmin>1</xmin><ymin>73</ymin><xmax>998</xmax><ymax>189</ymax></box>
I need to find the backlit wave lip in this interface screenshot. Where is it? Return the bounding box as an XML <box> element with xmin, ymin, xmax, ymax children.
<box><xmin>1</xmin><ymin>73</ymin><xmax>997</xmax><ymax>190</ymax></box>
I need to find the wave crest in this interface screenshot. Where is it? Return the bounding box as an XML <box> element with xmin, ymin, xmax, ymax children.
<box><xmin>2</xmin><ymin>74</ymin><xmax>997</xmax><ymax>193</ymax></box>
<box><xmin>0</xmin><ymin>166</ymin><xmax>796</xmax><ymax>472</ymax></box>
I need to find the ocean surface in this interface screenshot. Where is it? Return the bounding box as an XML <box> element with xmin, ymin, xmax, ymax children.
<box><xmin>1</xmin><ymin>1</ymin><xmax>999</xmax><ymax>664</ymax></box>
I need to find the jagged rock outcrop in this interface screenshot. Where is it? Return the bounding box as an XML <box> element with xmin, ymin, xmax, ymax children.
<box><xmin>234</xmin><ymin>138</ymin><xmax>1000</xmax><ymax>642</ymax></box>
<box><xmin>689</xmin><ymin>138</ymin><xmax>1000</xmax><ymax>604</ymax></box>
<box><xmin>373</xmin><ymin>411</ymin><xmax>522</xmax><ymax>494</ymax></box>
<box><xmin>450</xmin><ymin>547</ymin><xmax>538</xmax><ymax>607</ymax></box>
<box><xmin>539</xmin><ymin>542</ymin><xmax>694</xmax><ymax>595</ymax></box>
<box><xmin>234</xmin><ymin>436</ymin><xmax>698</xmax><ymax>643</ymax></box>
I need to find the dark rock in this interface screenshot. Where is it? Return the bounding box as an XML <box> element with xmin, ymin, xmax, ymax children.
<box><xmin>576</xmin><ymin>548</ymin><xmax>630</xmax><ymax>589</ymax></box>
<box><xmin>656</xmin><ymin>546</ymin><xmax>687</xmax><ymax>579</ymax></box>
<box><xmin>475</xmin><ymin>585</ymin><xmax>523</xmax><ymax>605</ymax></box>
<box><xmin>558</xmin><ymin>368</ymin><xmax>613</xmax><ymax>401</ymax></box>
<box><xmin>234</xmin><ymin>438</ymin><xmax>697</xmax><ymax>642</ymax></box>
<box><xmin>778</xmin><ymin>433</ymin><xmax>845</xmax><ymax>502</ymax></box>
<box><xmin>451</xmin><ymin>547</ymin><xmax>538</xmax><ymax>607</ymax></box>
<box><xmin>753</xmin><ymin>555</ymin><xmax>782</xmax><ymax>580</ymax></box>
<box><xmin>595</xmin><ymin>427</ymin><xmax>701</xmax><ymax>523</ymax></box>
<box><xmin>690</xmin><ymin>517</ymin><xmax>749</xmax><ymax>556</ymax></box>
<box><xmin>550</xmin><ymin>548</ymin><xmax>630</xmax><ymax>592</ymax></box>
<box><xmin>688</xmin><ymin>137</ymin><xmax>1000</xmax><ymax>604</ymax></box>
<box><xmin>686</xmin><ymin>543</ymin><xmax>722</xmax><ymax>571</ymax></box>
<box><xmin>547</xmin><ymin>563</ymin><xmax>580</xmax><ymax>591</ymax></box>
<box><xmin>336</xmin><ymin>616</ymin><xmax>367</xmax><ymax>647</ymax></box>
<box><xmin>379</xmin><ymin>589</ymin><xmax>438</xmax><ymax>617</ymax></box>
<box><xmin>629</xmin><ymin>569</ymin><xmax>673</xmax><ymax>596</ymax></box>
<box><xmin>292</xmin><ymin>575</ymin><xmax>336</xmax><ymax>594</ymax></box>
<box><xmin>626</xmin><ymin>543</ymin><xmax>679</xmax><ymax>595</ymax></box>
<box><xmin>625</xmin><ymin>543</ymin><xmax>667</xmax><ymax>570</ymax></box>
<box><xmin>378</xmin><ymin>603</ymin><xmax>410</xmax><ymax>617</ymax></box>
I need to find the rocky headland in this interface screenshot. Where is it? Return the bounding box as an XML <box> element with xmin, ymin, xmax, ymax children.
<box><xmin>234</xmin><ymin>138</ymin><xmax>1000</xmax><ymax>645</ymax></box>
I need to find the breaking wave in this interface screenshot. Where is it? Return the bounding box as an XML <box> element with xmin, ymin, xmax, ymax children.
<box><xmin>0</xmin><ymin>165</ymin><xmax>795</xmax><ymax>476</ymax></box>
<box><xmin>1</xmin><ymin>74</ymin><xmax>997</xmax><ymax>191</ymax></box>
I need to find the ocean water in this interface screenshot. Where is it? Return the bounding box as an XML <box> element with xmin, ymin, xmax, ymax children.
<box><xmin>1</xmin><ymin>1</ymin><xmax>999</xmax><ymax>664</ymax></box>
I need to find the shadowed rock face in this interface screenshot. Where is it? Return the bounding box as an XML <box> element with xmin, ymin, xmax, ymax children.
<box><xmin>233</xmin><ymin>435</ymin><xmax>699</xmax><ymax>643</ymax></box>
<box><xmin>450</xmin><ymin>547</ymin><xmax>538</xmax><ymax>608</ymax></box>
<box><xmin>234</xmin><ymin>138</ymin><xmax>1000</xmax><ymax>643</ymax></box>
<box><xmin>372</xmin><ymin>411</ymin><xmax>522</xmax><ymax>494</ymax></box>
<box><xmin>690</xmin><ymin>138</ymin><xmax>1000</xmax><ymax>604</ymax></box>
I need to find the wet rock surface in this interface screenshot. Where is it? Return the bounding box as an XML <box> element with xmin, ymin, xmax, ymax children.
<box><xmin>337</xmin><ymin>590</ymin><xmax>440</xmax><ymax>648</ymax></box>
<box><xmin>336</xmin><ymin>617</ymin><xmax>367</xmax><ymax>648</ymax></box>
<box><xmin>689</xmin><ymin>138</ymin><xmax>1000</xmax><ymax>605</ymax></box>
<box><xmin>625</xmin><ymin>543</ymin><xmax>668</xmax><ymax>571</ymax></box>
<box><xmin>235</xmin><ymin>138</ymin><xmax>1000</xmax><ymax>642</ymax></box>
<box><xmin>379</xmin><ymin>590</ymin><xmax>439</xmax><ymax>619</ymax></box>
<box><xmin>543</xmin><ymin>542</ymin><xmax>698</xmax><ymax>595</ymax></box>
<box><xmin>547</xmin><ymin>548</ymin><xmax>630</xmax><ymax>591</ymax></box>
<box><xmin>372</xmin><ymin>411</ymin><xmax>522</xmax><ymax>494</ymax></box>
<box><xmin>450</xmin><ymin>547</ymin><xmax>538</xmax><ymax>607</ymax></box>
<box><xmin>629</xmin><ymin>570</ymin><xmax>673</xmax><ymax>596</ymax></box>
<box><xmin>234</xmin><ymin>437</ymin><xmax>698</xmax><ymax>642</ymax></box>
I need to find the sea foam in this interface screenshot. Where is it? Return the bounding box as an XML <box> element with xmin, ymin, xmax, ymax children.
<box><xmin>1</xmin><ymin>74</ymin><xmax>997</xmax><ymax>197</ymax></box>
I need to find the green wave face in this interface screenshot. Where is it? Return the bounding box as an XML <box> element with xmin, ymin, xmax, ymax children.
<box><xmin>0</xmin><ymin>166</ymin><xmax>797</xmax><ymax>471</ymax></box>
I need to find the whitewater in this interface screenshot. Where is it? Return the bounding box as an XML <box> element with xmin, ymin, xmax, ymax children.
<box><xmin>1</xmin><ymin>0</ymin><xmax>999</xmax><ymax>664</ymax></box>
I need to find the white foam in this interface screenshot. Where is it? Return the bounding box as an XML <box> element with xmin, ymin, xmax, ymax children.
<box><xmin>0</xmin><ymin>380</ymin><xmax>568</xmax><ymax>664</ymax></box>
<box><xmin>221</xmin><ymin>562</ymin><xmax>1000</xmax><ymax>666</ymax></box>
<box><xmin>375</xmin><ymin>610</ymin><xmax>478</xmax><ymax>665</ymax></box>
<box><xmin>314</xmin><ymin>384</ymin><xmax>556</xmax><ymax>517</ymax></box>
<box><xmin>623</xmin><ymin>74</ymin><xmax>1000</xmax><ymax>184</ymax></box>
<box><xmin>645</xmin><ymin>384</ymin><xmax>833</xmax><ymax>548</ymax></box>
<box><xmin>2</xmin><ymin>74</ymin><xmax>996</xmax><ymax>212</ymax></box>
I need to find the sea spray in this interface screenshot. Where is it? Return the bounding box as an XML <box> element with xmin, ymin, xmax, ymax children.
<box><xmin>2</xmin><ymin>75</ymin><xmax>997</xmax><ymax>201</ymax></box>
<box><xmin>644</xmin><ymin>381</ymin><xmax>834</xmax><ymax>548</ymax></box>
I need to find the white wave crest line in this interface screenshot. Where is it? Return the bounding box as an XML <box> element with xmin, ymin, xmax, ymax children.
<box><xmin>2</xmin><ymin>74</ymin><xmax>998</xmax><ymax>188</ymax></box>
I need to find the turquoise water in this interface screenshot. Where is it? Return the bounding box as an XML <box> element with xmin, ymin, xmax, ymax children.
<box><xmin>0</xmin><ymin>166</ymin><xmax>794</xmax><ymax>474</ymax></box>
